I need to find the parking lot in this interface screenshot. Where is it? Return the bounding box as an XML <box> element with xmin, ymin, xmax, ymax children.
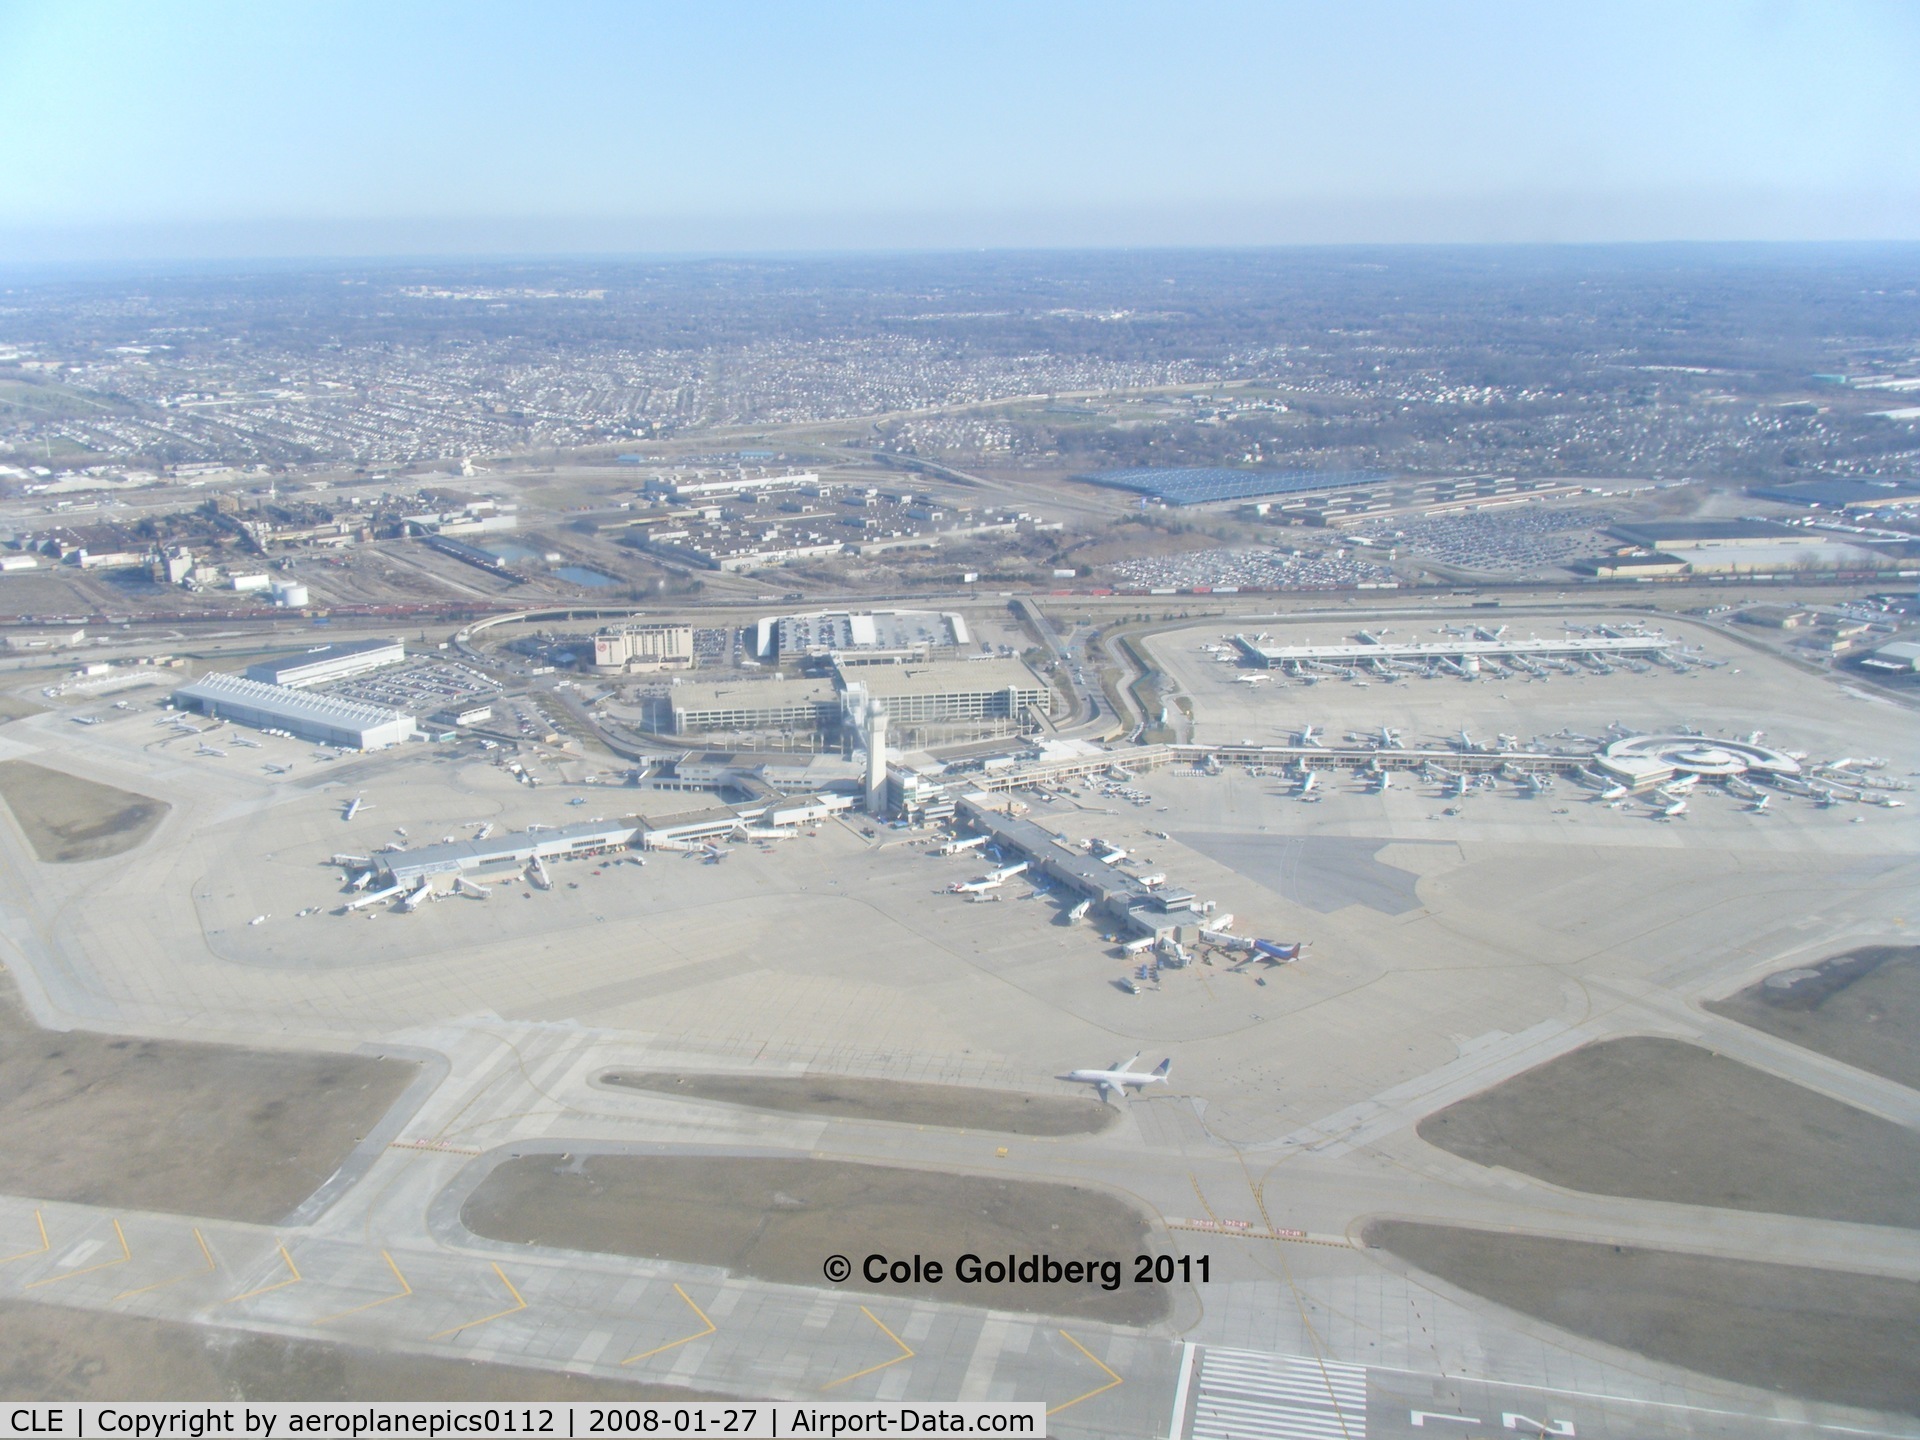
<box><xmin>1107</xmin><ymin>545</ymin><xmax>1395</xmax><ymax>590</ymax></box>
<box><xmin>319</xmin><ymin>655</ymin><xmax>501</xmax><ymax>716</ymax></box>
<box><xmin>1387</xmin><ymin>504</ymin><xmax>1616</xmax><ymax>573</ymax></box>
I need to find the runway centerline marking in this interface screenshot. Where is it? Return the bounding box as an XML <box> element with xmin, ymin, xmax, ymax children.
<box><xmin>621</xmin><ymin>1282</ymin><xmax>716</xmax><ymax>1364</ymax></box>
<box><xmin>1048</xmin><ymin>1328</ymin><xmax>1124</xmax><ymax>1415</ymax></box>
<box><xmin>115</xmin><ymin>1227</ymin><xmax>217</xmax><ymax>1299</ymax></box>
<box><xmin>821</xmin><ymin>1305</ymin><xmax>915</xmax><ymax>1390</ymax></box>
<box><xmin>314</xmin><ymin>1250</ymin><xmax>413</xmax><ymax>1325</ymax></box>
<box><xmin>224</xmin><ymin>1244</ymin><xmax>302</xmax><ymax>1304</ymax></box>
<box><xmin>25</xmin><ymin>1219</ymin><xmax>129</xmax><ymax>1289</ymax></box>
<box><xmin>427</xmin><ymin>1262</ymin><xmax>526</xmax><ymax>1340</ymax></box>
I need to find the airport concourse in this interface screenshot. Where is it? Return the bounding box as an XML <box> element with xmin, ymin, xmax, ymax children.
<box><xmin>2</xmin><ymin>580</ymin><xmax>1918</xmax><ymax>1436</ymax></box>
<box><xmin>3</xmin><ymin>30</ymin><xmax>1920</xmax><ymax>1424</ymax></box>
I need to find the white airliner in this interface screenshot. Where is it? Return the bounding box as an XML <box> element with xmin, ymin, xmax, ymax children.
<box><xmin>1063</xmin><ymin>1053</ymin><xmax>1172</xmax><ymax>1103</ymax></box>
<box><xmin>1295</xmin><ymin>770</ymin><xmax>1318</xmax><ymax>796</ymax></box>
<box><xmin>1234</xmin><ymin>673</ymin><xmax>1269</xmax><ymax>686</ymax></box>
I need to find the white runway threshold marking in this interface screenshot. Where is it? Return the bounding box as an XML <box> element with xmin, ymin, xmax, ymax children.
<box><xmin>1186</xmin><ymin>1346</ymin><xmax>1368</xmax><ymax>1440</ymax></box>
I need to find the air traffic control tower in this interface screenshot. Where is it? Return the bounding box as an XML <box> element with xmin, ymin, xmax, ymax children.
<box><xmin>864</xmin><ymin>700</ymin><xmax>889</xmax><ymax>817</ymax></box>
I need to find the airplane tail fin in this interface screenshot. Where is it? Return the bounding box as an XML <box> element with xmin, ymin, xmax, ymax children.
<box><xmin>1151</xmin><ymin>1058</ymin><xmax>1172</xmax><ymax>1079</ymax></box>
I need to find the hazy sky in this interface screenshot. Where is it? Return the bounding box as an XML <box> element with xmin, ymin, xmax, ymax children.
<box><xmin>2</xmin><ymin>0</ymin><xmax>1917</xmax><ymax>261</ymax></box>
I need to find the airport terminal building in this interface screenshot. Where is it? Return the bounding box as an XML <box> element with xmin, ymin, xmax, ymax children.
<box><xmin>173</xmin><ymin>672</ymin><xmax>416</xmax><ymax>750</ymax></box>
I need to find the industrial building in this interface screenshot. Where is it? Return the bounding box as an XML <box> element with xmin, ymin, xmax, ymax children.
<box><xmin>592</xmin><ymin>622</ymin><xmax>696</xmax><ymax>674</ymax></box>
<box><xmin>641</xmin><ymin>471</ymin><xmax>820</xmax><ymax>502</ymax></box>
<box><xmin>173</xmin><ymin>672</ymin><xmax>416</xmax><ymax>749</ymax></box>
<box><xmin>836</xmin><ymin>658</ymin><xmax>1051</xmax><ymax>726</ymax></box>
<box><xmin>1078</xmin><ymin>467</ymin><xmax>1390</xmax><ymax>507</ymax></box>
<box><xmin>1607</xmin><ymin>520</ymin><xmax>1817</xmax><ymax>549</ymax></box>
<box><xmin>244</xmin><ymin>638</ymin><xmax>405</xmax><ymax>688</ymax></box>
<box><xmin>754</xmin><ymin>609</ymin><xmax>970</xmax><ymax>662</ymax></box>
<box><xmin>664</xmin><ymin>678</ymin><xmax>841</xmax><ymax>735</ymax></box>
<box><xmin>1860</xmin><ymin>640</ymin><xmax>1920</xmax><ymax>675</ymax></box>
<box><xmin>1748</xmin><ymin>479</ymin><xmax>1920</xmax><ymax>512</ymax></box>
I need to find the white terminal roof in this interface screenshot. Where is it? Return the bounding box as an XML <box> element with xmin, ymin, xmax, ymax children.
<box><xmin>384</xmin><ymin>821</ymin><xmax>639</xmax><ymax>883</ymax></box>
<box><xmin>175</xmin><ymin>672</ymin><xmax>415</xmax><ymax>728</ymax></box>
<box><xmin>1237</xmin><ymin>635</ymin><xmax>1675</xmax><ymax>662</ymax></box>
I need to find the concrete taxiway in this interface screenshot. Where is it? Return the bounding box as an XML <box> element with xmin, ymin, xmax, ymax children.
<box><xmin>0</xmin><ymin>616</ymin><xmax>1916</xmax><ymax>1433</ymax></box>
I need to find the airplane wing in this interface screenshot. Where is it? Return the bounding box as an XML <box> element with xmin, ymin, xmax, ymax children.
<box><xmin>1096</xmin><ymin>1080</ymin><xmax>1120</xmax><ymax>1104</ymax></box>
<box><xmin>1114</xmin><ymin>1052</ymin><xmax>1141</xmax><ymax>1074</ymax></box>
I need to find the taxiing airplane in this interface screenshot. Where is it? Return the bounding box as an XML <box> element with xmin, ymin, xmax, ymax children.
<box><xmin>1062</xmin><ymin>1053</ymin><xmax>1173</xmax><ymax>1103</ymax></box>
<box><xmin>342</xmin><ymin>794</ymin><xmax>368</xmax><ymax>821</ymax></box>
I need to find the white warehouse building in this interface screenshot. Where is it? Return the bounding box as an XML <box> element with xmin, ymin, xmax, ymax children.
<box><xmin>173</xmin><ymin>672</ymin><xmax>416</xmax><ymax>750</ymax></box>
<box><xmin>244</xmin><ymin>638</ymin><xmax>405</xmax><ymax>688</ymax></box>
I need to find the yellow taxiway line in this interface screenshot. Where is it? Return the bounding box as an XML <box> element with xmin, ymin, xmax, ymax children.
<box><xmin>25</xmin><ymin>1219</ymin><xmax>130</xmax><ymax>1290</ymax></box>
<box><xmin>621</xmin><ymin>1283</ymin><xmax>716</xmax><ymax>1364</ymax></box>
<box><xmin>821</xmin><ymin>1305</ymin><xmax>915</xmax><ymax>1391</ymax></box>
<box><xmin>1047</xmin><ymin>1329</ymin><xmax>1124</xmax><ymax>1415</ymax></box>
<box><xmin>427</xmin><ymin>1262</ymin><xmax>525</xmax><ymax>1340</ymax></box>
<box><xmin>314</xmin><ymin>1250</ymin><xmax>413</xmax><ymax>1325</ymax></box>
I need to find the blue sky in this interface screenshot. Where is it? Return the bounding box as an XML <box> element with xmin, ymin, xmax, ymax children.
<box><xmin>1</xmin><ymin>0</ymin><xmax>1916</xmax><ymax>260</ymax></box>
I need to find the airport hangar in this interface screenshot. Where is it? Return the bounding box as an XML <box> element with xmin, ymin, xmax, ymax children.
<box><xmin>173</xmin><ymin>671</ymin><xmax>416</xmax><ymax>750</ymax></box>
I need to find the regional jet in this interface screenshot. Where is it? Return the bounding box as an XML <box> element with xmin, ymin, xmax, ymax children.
<box><xmin>1062</xmin><ymin>1053</ymin><xmax>1173</xmax><ymax>1103</ymax></box>
<box><xmin>1234</xmin><ymin>673</ymin><xmax>1269</xmax><ymax>686</ymax></box>
<box><xmin>1295</xmin><ymin>770</ymin><xmax>1319</xmax><ymax>796</ymax></box>
<box><xmin>342</xmin><ymin>794</ymin><xmax>369</xmax><ymax>821</ymax></box>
